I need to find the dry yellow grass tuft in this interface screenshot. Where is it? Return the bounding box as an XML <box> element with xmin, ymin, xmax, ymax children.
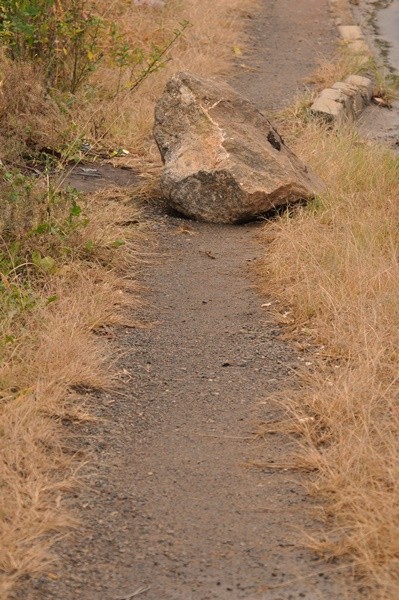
<box><xmin>305</xmin><ymin>49</ymin><xmax>369</xmax><ymax>90</ymax></box>
<box><xmin>0</xmin><ymin>184</ymin><xmax>147</xmax><ymax>596</ymax></box>
<box><xmin>258</xmin><ymin>121</ymin><xmax>399</xmax><ymax>598</ymax></box>
<box><xmin>0</xmin><ymin>52</ymin><xmax>69</xmax><ymax>160</ymax></box>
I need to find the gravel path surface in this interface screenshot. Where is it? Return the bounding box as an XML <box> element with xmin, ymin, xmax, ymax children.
<box><xmin>230</xmin><ymin>0</ymin><xmax>337</xmax><ymax>112</ymax></box>
<box><xmin>14</xmin><ymin>2</ymin><xmax>359</xmax><ymax>599</ymax></box>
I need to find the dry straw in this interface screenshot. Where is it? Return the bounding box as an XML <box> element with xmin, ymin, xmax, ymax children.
<box><xmin>259</xmin><ymin>120</ymin><xmax>399</xmax><ymax>599</ymax></box>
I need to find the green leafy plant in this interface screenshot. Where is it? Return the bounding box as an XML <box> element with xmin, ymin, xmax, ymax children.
<box><xmin>0</xmin><ymin>0</ymin><xmax>104</xmax><ymax>92</ymax></box>
<box><xmin>0</xmin><ymin>1</ymin><xmax>189</xmax><ymax>95</ymax></box>
<box><xmin>0</xmin><ymin>167</ymin><xmax>87</xmax><ymax>272</ymax></box>
<box><xmin>126</xmin><ymin>20</ymin><xmax>190</xmax><ymax>94</ymax></box>
<box><xmin>106</xmin><ymin>19</ymin><xmax>189</xmax><ymax>98</ymax></box>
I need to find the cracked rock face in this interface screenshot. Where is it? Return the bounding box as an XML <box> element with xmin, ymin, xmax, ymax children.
<box><xmin>154</xmin><ymin>72</ymin><xmax>324</xmax><ymax>224</ymax></box>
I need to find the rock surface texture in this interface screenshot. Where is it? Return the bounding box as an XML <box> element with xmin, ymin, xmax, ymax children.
<box><xmin>154</xmin><ymin>72</ymin><xmax>324</xmax><ymax>223</ymax></box>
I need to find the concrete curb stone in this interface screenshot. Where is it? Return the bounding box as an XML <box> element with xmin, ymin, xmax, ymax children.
<box><xmin>310</xmin><ymin>0</ymin><xmax>374</xmax><ymax>124</ymax></box>
<box><xmin>329</xmin><ymin>0</ymin><xmax>355</xmax><ymax>25</ymax></box>
<box><xmin>338</xmin><ymin>25</ymin><xmax>371</xmax><ymax>55</ymax></box>
<box><xmin>311</xmin><ymin>74</ymin><xmax>373</xmax><ymax>123</ymax></box>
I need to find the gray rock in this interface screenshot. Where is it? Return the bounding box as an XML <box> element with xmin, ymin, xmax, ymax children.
<box><xmin>153</xmin><ymin>72</ymin><xmax>324</xmax><ymax>223</ymax></box>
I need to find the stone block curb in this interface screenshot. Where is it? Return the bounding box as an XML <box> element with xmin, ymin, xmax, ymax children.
<box><xmin>338</xmin><ymin>25</ymin><xmax>363</xmax><ymax>41</ymax></box>
<box><xmin>311</xmin><ymin>1</ymin><xmax>375</xmax><ymax>125</ymax></box>
<box><xmin>338</xmin><ymin>25</ymin><xmax>371</xmax><ymax>56</ymax></box>
<box><xmin>310</xmin><ymin>75</ymin><xmax>373</xmax><ymax>124</ymax></box>
<box><xmin>328</xmin><ymin>0</ymin><xmax>355</xmax><ymax>26</ymax></box>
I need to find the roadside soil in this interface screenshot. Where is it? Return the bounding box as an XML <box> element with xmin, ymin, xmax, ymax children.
<box><xmin>60</xmin><ymin>162</ymin><xmax>139</xmax><ymax>193</ymax></box>
<box><xmin>358</xmin><ymin>99</ymin><xmax>399</xmax><ymax>151</ymax></box>
<box><xmin>13</xmin><ymin>2</ymin><xmax>361</xmax><ymax>599</ymax></box>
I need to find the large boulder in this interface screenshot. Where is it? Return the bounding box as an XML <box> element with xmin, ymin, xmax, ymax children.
<box><xmin>153</xmin><ymin>72</ymin><xmax>324</xmax><ymax>224</ymax></box>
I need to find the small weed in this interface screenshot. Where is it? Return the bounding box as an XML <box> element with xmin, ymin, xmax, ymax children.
<box><xmin>370</xmin><ymin>63</ymin><xmax>399</xmax><ymax>105</ymax></box>
<box><xmin>0</xmin><ymin>0</ymin><xmax>104</xmax><ymax>92</ymax></box>
<box><xmin>0</xmin><ymin>167</ymin><xmax>88</xmax><ymax>267</ymax></box>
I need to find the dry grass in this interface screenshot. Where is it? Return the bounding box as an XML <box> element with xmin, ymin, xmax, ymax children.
<box><xmin>258</xmin><ymin>121</ymin><xmax>399</xmax><ymax>598</ymax></box>
<box><xmin>0</xmin><ymin>52</ymin><xmax>69</xmax><ymax>160</ymax></box>
<box><xmin>0</xmin><ymin>183</ymin><xmax>147</xmax><ymax>596</ymax></box>
<box><xmin>305</xmin><ymin>49</ymin><xmax>370</xmax><ymax>90</ymax></box>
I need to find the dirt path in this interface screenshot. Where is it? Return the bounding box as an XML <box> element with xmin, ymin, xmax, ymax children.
<box><xmin>15</xmin><ymin>3</ymin><xmax>358</xmax><ymax>600</ymax></box>
<box><xmin>230</xmin><ymin>0</ymin><xmax>336</xmax><ymax>112</ymax></box>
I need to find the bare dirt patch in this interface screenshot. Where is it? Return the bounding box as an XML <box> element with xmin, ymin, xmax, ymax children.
<box><xmin>60</xmin><ymin>163</ymin><xmax>139</xmax><ymax>193</ymax></box>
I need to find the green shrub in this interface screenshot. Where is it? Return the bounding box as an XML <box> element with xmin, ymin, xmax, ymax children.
<box><xmin>0</xmin><ymin>0</ymin><xmax>103</xmax><ymax>92</ymax></box>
